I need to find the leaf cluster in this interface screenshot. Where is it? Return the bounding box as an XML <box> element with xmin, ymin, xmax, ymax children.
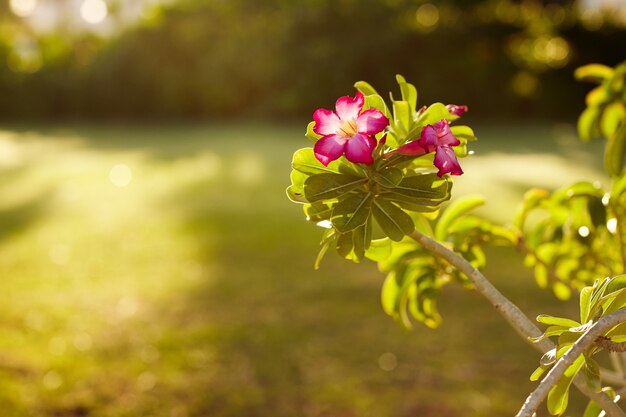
<box><xmin>530</xmin><ymin>276</ymin><xmax>626</xmax><ymax>415</ymax></box>
<box><xmin>287</xmin><ymin>76</ymin><xmax>476</xmax><ymax>267</ymax></box>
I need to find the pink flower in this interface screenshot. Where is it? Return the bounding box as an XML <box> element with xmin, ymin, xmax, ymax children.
<box><xmin>312</xmin><ymin>92</ymin><xmax>388</xmax><ymax>166</ymax></box>
<box><xmin>446</xmin><ymin>104</ymin><xmax>468</xmax><ymax>117</ymax></box>
<box><xmin>394</xmin><ymin>119</ymin><xmax>464</xmax><ymax>177</ymax></box>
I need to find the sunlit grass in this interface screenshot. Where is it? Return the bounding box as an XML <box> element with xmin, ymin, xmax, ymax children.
<box><xmin>0</xmin><ymin>123</ymin><xmax>605</xmax><ymax>416</ymax></box>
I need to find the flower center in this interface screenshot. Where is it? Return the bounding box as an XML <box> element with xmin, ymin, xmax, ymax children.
<box><xmin>338</xmin><ymin>119</ymin><xmax>358</xmax><ymax>137</ymax></box>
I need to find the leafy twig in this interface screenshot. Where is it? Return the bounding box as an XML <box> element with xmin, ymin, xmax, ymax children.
<box><xmin>515</xmin><ymin>309</ymin><xmax>626</xmax><ymax>417</ymax></box>
<box><xmin>409</xmin><ymin>229</ymin><xmax>626</xmax><ymax>417</ymax></box>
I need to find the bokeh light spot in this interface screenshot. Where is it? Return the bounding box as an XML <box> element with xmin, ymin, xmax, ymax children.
<box><xmin>43</xmin><ymin>371</ymin><xmax>63</xmax><ymax>390</ymax></box>
<box><xmin>378</xmin><ymin>352</ymin><xmax>398</xmax><ymax>371</ymax></box>
<box><xmin>81</xmin><ymin>0</ymin><xmax>108</xmax><ymax>24</ymax></box>
<box><xmin>415</xmin><ymin>3</ymin><xmax>440</xmax><ymax>31</ymax></box>
<box><xmin>608</xmin><ymin>218</ymin><xmax>618</xmax><ymax>234</ymax></box>
<box><xmin>511</xmin><ymin>71</ymin><xmax>539</xmax><ymax>98</ymax></box>
<box><xmin>48</xmin><ymin>337</ymin><xmax>67</xmax><ymax>356</ymax></box>
<box><xmin>9</xmin><ymin>0</ymin><xmax>37</xmax><ymax>17</ymax></box>
<box><xmin>578</xmin><ymin>226</ymin><xmax>590</xmax><ymax>237</ymax></box>
<box><xmin>73</xmin><ymin>332</ymin><xmax>93</xmax><ymax>351</ymax></box>
<box><xmin>137</xmin><ymin>371</ymin><xmax>157</xmax><ymax>391</ymax></box>
<box><xmin>109</xmin><ymin>164</ymin><xmax>133</xmax><ymax>187</ymax></box>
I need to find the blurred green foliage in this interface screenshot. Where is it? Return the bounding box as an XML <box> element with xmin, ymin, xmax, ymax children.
<box><xmin>0</xmin><ymin>0</ymin><xmax>625</xmax><ymax>121</ymax></box>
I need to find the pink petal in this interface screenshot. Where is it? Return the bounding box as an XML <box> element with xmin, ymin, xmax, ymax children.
<box><xmin>335</xmin><ymin>92</ymin><xmax>364</xmax><ymax>121</ymax></box>
<box><xmin>434</xmin><ymin>146</ymin><xmax>463</xmax><ymax>177</ymax></box>
<box><xmin>314</xmin><ymin>135</ymin><xmax>347</xmax><ymax>166</ymax></box>
<box><xmin>356</xmin><ymin>108</ymin><xmax>389</xmax><ymax>135</ymax></box>
<box><xmin>395</xmin><ymin>140</ymin><xmax>427</xmax><ymax>156</ymax></box>
<box><xmin>434</xmin><ymin>119</ymin><xmax>459</xmax><ymax>147</ymax></box>
<box><xmin>344</xmin><ymin>133</ymin><xmax>376</xmax><ymax>165</ymax></box>
<box><xmin>446</xmin><ymin>104</ymin><xmax>468</xmax><ymax>116</ymax></box>
<box><xmin>418</xmin><ymin>125</ymin><xmax>438</xmax><ymax>152</ymax></box>
<box><xmin>313</xmin><ymin>108</ymin><xmax>341</xmax><ymax>136</ymax></box>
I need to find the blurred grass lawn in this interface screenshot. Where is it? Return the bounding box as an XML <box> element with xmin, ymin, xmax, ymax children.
<box><xmin>0</xmin><ymin>122</ymin><xmax>609</xmax><ymax>417</ymax></box>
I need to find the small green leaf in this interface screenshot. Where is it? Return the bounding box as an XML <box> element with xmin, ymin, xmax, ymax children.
<box><xmin>580</xmin><ymin>286</ymin><xmax>593</xmax><ymax>324</ymax></box>
<box><xmin>287</xmin><ymin>170</ymin><xmax>308</xmax><ymax>203</ymax></box>
<box><xmin>304</xmin><ymin>173</ymin><xmax>367</xmax><ymax>202</ymax></box>
<box><xmin>583</xmin><ymin>356</ymin><xmax>602</xmax><ymax>393</ymax></box>
<box><xmin>536</xmin><ymin>315</ymin><xmax>581</xmax><ymax>328</ymax></box>
<box><xmin>354</xmin><ymin>80</ymin><xmax>379</xmax><ymax>96</ymax></box>
<box><xmin>292</xmin><ymin>148</ymin><xmax>340</xmax><ymax>175</ymax></box>
<box><xmin>364</xmin><ymin>94</ymin><xmax>392</xmax><ymax>119</ymax></box>
<box><xmin>370</xmin><ymin>167</ymin><xmax>403</xmax><ymax>188</ymax></box>
<box><xmin>332</xmin><ymin>192</ymin><xmax>373</xmax><ymax>232</ymax></box>
<box><xmin>514</xmin><ymin>188</ymin><xmax>550</xmax><ymax>230</ymax></box>
<box><xmin>352</xmin><ymin>220</ymin><xmax>372</xmax><ymax>262</ymax></box>
<box><xmin>605</xmin><ymin>122</ymin><xmax>626</xmax><ymax>177</ymax></box>
<box><xmin>305</xmin><ymin>121</ymin><xmax>322</xmax><ymax>142</ymax></box>
<box><xmin>304</xmin><ymin>201</ymin><xmax>333</xmax><ymax>223</ymax></box>
<box><xmin>583</xmin><ymin>400</ymin><xmax>603</xmax><ymax>417</ymax></box>
<box><xmin>381</xmin><ymin>272</ymin><xmax>400</xmax><ymax>315</ymax></box>
<box><xmin>553</xmin><ymin>281</ymin><xmax>572</xmax><ymax>301</ymax></box>
<box><xmin>529</xmin><ymin>325</ymin><xmax>571</xmax><ymax>343</ymax></box>
<box><xmin>336</xmin><ymin>231</ymin><xmax>354</xmax><ymax>259</ymax></box>
<box><xmin>578</xmin><ymin>106</ymin><xmax>601</xmax><ymax>142</ymax></box>
<box><xmin>392</xmin><ymin>100</ymin><xmax>411</xmax><ymax>135</ymax></box>
<box><xmin>365</xmin><ymin>238</ymin><xmax>392</xmax><ymax>262</ymax></box>
<box><xmin>415</xmin><ymin>102</ymin><xmax>457</xmax><ymax>126</ymax></box>
<box><xmin>601</xmin><ymin>102</ymin><xmax>626</xmax><ymax>139</ymax></box>
<box><xmin>372</xmin><ymin>198</ymin><xmax>415</xmax><ymax>241</ymax></box>
<box><xmin>396</xmin><ymin>74</ymin><xmax>418</xmax><ymax>114</ymax></box>
<box><xmin>450</xmin><ymin>125</ymin><xmax>477</xmax><ymax>141</ymax></box>
<box><xmin>435</xmin><ymin>195</ymin><xmax>486</xmax><ymax>241</ymax></box>
<box><xmin>530</xmin><ymin>364</ymin><xmax>550</xmax><ymax>381</ymax></box>
<box><xmin>575</xmin><ymin>64</ymin><xmax>614</xmax><ymax>83</ymax></box>
<box><xmin>547</xmin><ymin>355</ymin><xmax>585</xmax><ymax>415</ymax></box>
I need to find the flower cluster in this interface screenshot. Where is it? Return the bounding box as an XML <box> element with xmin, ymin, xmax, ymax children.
<box><xmin>310</xmin><ymin>91</ymin><xmax>467</xmax><ymax>177</ymax></box>
<box><xmin>391</xmin><ymin>119</ymin><xmax>463</xmax><ymax>176</ymax></box>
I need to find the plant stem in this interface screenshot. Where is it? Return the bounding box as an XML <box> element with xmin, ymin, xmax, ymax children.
<box><xmin>515</xmin><ymin>309</ymin><xmax>626</xmax><ymax>417</ymax></box>
<box><xmin>409</xmin><ymin>229</ymin><xmax>626</xmax><ymax>417</ymax></box>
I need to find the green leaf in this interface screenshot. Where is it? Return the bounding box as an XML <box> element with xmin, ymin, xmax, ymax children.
<box><xmin>365</xmin><ymin>95</ymin><xmax>392</xmax><ymax>119</ymax></box>
<box><xmin>387</xmin><ymin>174</ymin><xmax>451</xmax><ymax>202</ymax></box>
<box><xmin>601</xmin><ymin>102</ymin><xmax>626</xmax><ymax>139</ymax></box>
<box><xmin>332</xmin><ymin>192</ymin><xmax>373</xmax><ymax>233</ymax></box>
<box><xmin>365</xmin><ymin>238</ymin><xmax>392</xmax><ymax>262</ymax></box>
<box><xmin>514</xmin><ymin>188</ymin><xmax>550</xmax><ymax>230</ymax></box>
<box><xmin>372</xmin><ymin>198</ymin><xmax>415</xmax><ymax>241</ymax></box>
<box><xmin>578</xmin><ymin>106</ymin><xmax>601</xmax><ymax>142</ymax></box>
<box><xmin>530</xmin><ymin>364</ymin><xmax>550</xmax><ymax>381</ymax></box>
<box><xmin>583</xmin><ymin>356</ymin><xmax>602</xmax><ymax>393</ymax></box>
<box><xmin>392</xmin><ymin>100</ymin><xmax>411</xmax><ymax>135</ymax></box>
<box><xmin>396</xmin><ymin>74</ymin><xmax>418</xmax><ymax>114</ymax></box>
<box><xmin>370</xmin><ymin>167</ymin><xmax>403</xmax><ymax>188</ymax></box>
<box><xmin>304</xmin><ymin>201</ymin><xmax>333</xmax><ymax>223</ymax></box>
<box><xmin>450</xmin><ymin>125</ymin><xmax>477</xmax><ymax>141</ymax></box>
<box><xmin>415</xmin><ymin>102</ymin><xmax>457</xmax><ymax>126</ymax></box>
<box><xmin>352</xmin><ymin>220</ymin><xmax>372</xmax><ymax>262</ymax></box>
<box><xmin>304</xmin><ymin>173</ymin><xmax>367</xmax><ymax>202</ymax></box>
<box><xmin>586</xmin><ymin>86</ymin><xmax>611</xmax><ymax>107</ymax></box>
<box><xmin>529</xmin><ymin>325</ymin><xmax>572</xmax><ymax>343</ymax></box>
<box><xmin>580</xmin><ymin>286</ymin><xmax>593</xmax><ymax>324</ymax></box>
<box><xmin>315</xmin><ymin>229</ymin><xmax>336</xmax><ymax>270</ymax></box>
<box><xmin>435</xmin><ymin>195</ymin><xmax>486</xmax><ymax>241</ymax></box>
<box><xmin>336</xmin><ymin>230</ymin><xmax>354</xmax><ymax>259</ymax></box>
<box><xmin>605</xmin><ymin>122</ymin><xmax>626</xmax><ymax>177</ymax></box>
<box><xmin>381</xmin><ymin>272</ymin><xmax>400</xmax><ymax>315</ymax></box>
<box><xmin>534</xmin><ymin>263</ymin><xmax>549</xmax><ymax>288</ymax></box>
<box><xmin>553</xmin><ymin>281</ymin><xmax>572</xmax><ymax>301</ymax></box>
<box><xmin>292</xmin><ymin>148</ymin><xmax>346</xmax><ymax>176</ymax></box>
<box><xmin>287</xmin><ymin>170</ymin><xmax>308</xmax><ymax>203</ymax></box>
<box><xmin>354</xmin><ymin>80</ymin><xmax>379</xmax><ymax>96</ymax></box>
<box><xmin>306</xmin><ymin>121</ymin><xmax>322</xmax><ymax>142</ymax></box>
<box><xmin>536</xmin><ymin>315</ymin><xmax>581</xmax><ymax>328</ymax></box>
<box><xmin>547</xmin><ymin>355</ymin><xmax>585</xmax><ymax>415</ymax></box>
<box><xmin>575</xmin><ymin>64</ymin><xmax>614</xmax><ymax>83</ymax></box>
<box><xmin>583</xmin><ymin>400</ymin><xmax>603</xmax><ymax>417</ymax></box>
